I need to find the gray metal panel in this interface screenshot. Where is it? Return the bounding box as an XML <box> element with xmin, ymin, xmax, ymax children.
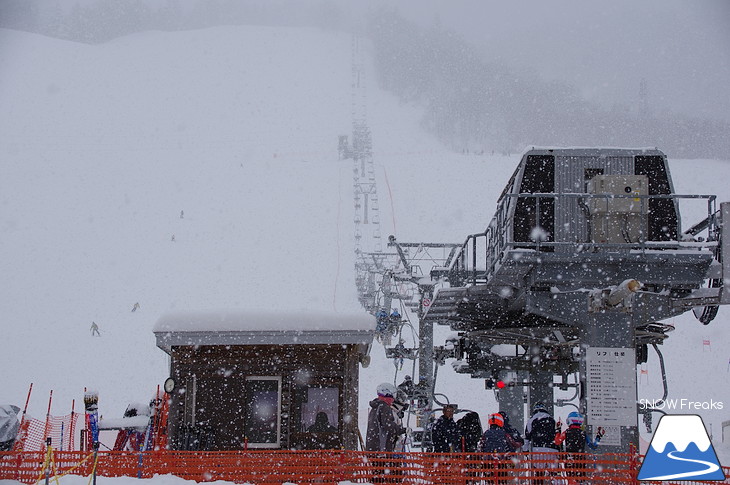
<box><xmin>553</xmin><ymin>153</ymin><xmax>634</xmax><ymax>246</ymax></box>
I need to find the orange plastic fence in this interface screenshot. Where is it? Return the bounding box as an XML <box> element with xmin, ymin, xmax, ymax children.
<box><xmin>2</xmin><ymin>450</ymin><xmax>729</xmax><ymax>485</ymax></box>
<box><xmin>12</xmin><ymin>414</ymin><xmax>80</xmax><ymax>452</ymax></box>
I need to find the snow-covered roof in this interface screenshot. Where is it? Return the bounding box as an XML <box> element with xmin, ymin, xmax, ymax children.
<box><xmin>154</xmin><ymin>310</ymin><xmax>375</xmax><ymax>353</ymax></box>
<box><xmin>521</xmin><ymin>146</ymin><xmax>664</xmax><ymax>157</ymax></box>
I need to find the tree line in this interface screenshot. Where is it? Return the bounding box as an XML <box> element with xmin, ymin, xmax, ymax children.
<box><xmin>1</xmin><ymin>1</ymin><xmax>727</xmax><ymax>159</ymax></box>
<box><xmin>366</xmin><ymin>8</ymin><xmax>729</xmax><ymax>159</ymax></box>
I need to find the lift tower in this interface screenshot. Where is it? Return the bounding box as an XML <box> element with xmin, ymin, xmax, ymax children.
<box><xmin>423</xmin><ymin>147</ymin><xmax>730</xmax><ymax>453</ymax></box>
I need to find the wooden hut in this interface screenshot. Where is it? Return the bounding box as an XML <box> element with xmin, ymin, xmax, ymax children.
<box><xmin>154</xmin><ymin>310</ymin><xmax>374</xmax><ymax>451</ymax></box>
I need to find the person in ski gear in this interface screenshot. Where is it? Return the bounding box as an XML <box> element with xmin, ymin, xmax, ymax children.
<box><xmin>0</xmin><ymin>405</ymin><xmax>20</xmax><ymax>451</ymax></box>
<box><xmin>375</xmin><ymin>309</ymin><xmax>393</xmax><ymax>344</ymax></box>
<box><xmin>431</xmin><ymin>403</ymin><xmax>460</xmax><ymax>452</ymax></box>
<box><xmin>366</xmin><ymin>382</ymin><xmax>406</xmax><ymax>452</ymax></box>
<box><xmin>366</xmin><ymin>383</ymin><xmax>407</xmax><ymax>483</ymax></box>
<box><xmin>391</xmin><ymin>400</ymin><xmax>410</xmax><ymax>453</ymax></box>
<box><xmin>457</xmin><ymin>411</ymin><xmax>483</xmax><ymax>452</ymax></box>
<box><xmin>375</xmin><ymin>309</ymin><xmax>389</xmax><ymax>332</ymax></box>
<box><xmin>90</xmin><ymin>321</ymin><xmax>100</xmax><ymax>336</ymax></box>
<box><xmin>498</xmin><ymin>410</ymin><xmax>525</xmax><ymax>451</ymax></box>
<box><xmin>524</xmin><ymin>402</ymin><xmax>560</xmax><ymax>484</ymax></box>
<box><xmin>480</xmin><ymin>413</ymin><xmax>512</xmax><ymax>453</ymax></box>
<box><xmin>479</xmin><ymin>413</ymin><xmax>514</xmax><ymax>484</ymax></box>
<box><xmin>524</xmin><ymin>402</ymin><xmax>559</xmax><ymax>451</ymax></box>
<box><xmin>396</xmin><ymin>375</ymin><xmax>414</xmax><ymax>402</ymax></box>
<box><xmin>554</xmin><ymin>411</ymin><xmax>604</xmax><ymax>479</ymax></box>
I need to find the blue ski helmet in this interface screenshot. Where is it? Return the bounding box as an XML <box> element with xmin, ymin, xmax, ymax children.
<box><xmin>566</xmin><ymin>411</ymin><xmax>584</xmax><ymax>426</ymax></box>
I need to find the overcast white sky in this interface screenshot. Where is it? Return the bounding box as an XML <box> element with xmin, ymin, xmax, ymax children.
<box><xmin>1</xmin><ymin>0</ymin><xmax>729</xmax><ymax>464</ymax></box>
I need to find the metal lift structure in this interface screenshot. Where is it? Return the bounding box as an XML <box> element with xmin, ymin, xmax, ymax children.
<box><xmin>421</xmin><ymin>147</ymin><xmax>730</xmax><ymax>452</ymax></box>
<box><xmin>342</xmin><ymin>36</ymin><xmax>460</xmax><ymax>419</ymax></box>
<box><xmin>343</xmin><ymin>39</ymin><xmax>729</xmax><ymax>454</ymax></box>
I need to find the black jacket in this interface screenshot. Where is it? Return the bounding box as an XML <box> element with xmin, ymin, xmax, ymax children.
<box><xmin>480</xmin><ymin>425</ymin><xmax>511</xmax><ymax>453</ymax></box>
<box><xmin>432</xmin><ymin>415</ymin><xmax>460</xmax><ymax>452</ymax></box>
<box><xmin>365</xmin><ymin>398</ymin><xmax>405</xmax><ymax>452</ymax></box>
<box><xmin>457</xmin><ymin>412</ymin><xmax>483</xmax><ymax>452</ymax></box>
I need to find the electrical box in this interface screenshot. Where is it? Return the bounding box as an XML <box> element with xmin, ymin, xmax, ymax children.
<box><xmin>587</xmin><ymin>174</ymin><xmax>648</xmax><ymax>244</ymax></box>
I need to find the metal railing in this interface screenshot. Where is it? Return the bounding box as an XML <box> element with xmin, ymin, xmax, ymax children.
<box><xmin>449</xmin><ymin>193</ymin><xmax>718</xmax><ymax>287</ymax></box>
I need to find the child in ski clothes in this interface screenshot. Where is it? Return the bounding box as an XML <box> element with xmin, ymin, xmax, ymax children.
<box><xmin>480</xmin><ymin>413</ymin><xmax>513</xmax><ymax>484</ymax></box>
<box><xmin>391</xmin><ymin>400</ymin><xmax>410</xmax><ymax>453</ymax></box>
<box><xmin>524</xmin><ymin>402</ymin><xmax>560</xmax><ymax>483</ymax></box>
<box><xmin>431</xmin><ymin>404</ymin><xmax>460</xmax><ymax>452</ymax></box>
<box><xmin>480</xmin><ymin>413</ymin><xmax>512</xmax><ymax>453</ymax></box>
<box><xmin>390</xmin><ymin>400</ymin><xmax>409</xmax><ymax>481</ymax></box>
<box><xmin>366</xmin><ymin>383</ymin><xmax>407</xmax><ymax>452</ymax></box>
<box><xmin>554</xmin><ymin>412</ymin><xmax>604</xmax><ymax>478</ymax></box>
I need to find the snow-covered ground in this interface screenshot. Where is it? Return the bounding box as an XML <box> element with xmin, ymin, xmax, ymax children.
<box><xmin>1</xmin><ymin>22</ymin><xmax>729</xmax><ymax>482</ymax></box>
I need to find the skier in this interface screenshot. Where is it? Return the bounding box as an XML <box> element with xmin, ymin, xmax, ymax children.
<box><xmin>396</xmin><ymin>375</ymin><xmax>414</xmax><ymax>402</ymax></box>
<box><xmin>554</xmin><ymin>411</ymin><xmax>604</xmax><ymax>480</ymax></box>
<box><xmin>366</xmin><ymin>383</ymin><xmax>407</xmax><ymax>483</ymax></box>
<box><xmin>366</xmin><ymin>383</ymin><xmax>406</xmax><ymax>452</ymax></box>
<box><xmin>480</xmin><ymin>412</ymin><xmax>512</xmax><ymax>452</ymax></box>
<box><xmin>457</xmin><ymin>411</ymin><xmax>483</xmax><ymax>452</ymax></box>
<box><xmin>524</xmin><ymin>402</ymin><xmax>560</xmax><ymax>484</ymax></box>
<box><xmin>431</xmin><ymin>404</ymin><xmax>460</xmax><ymax>453</ymax></box>
<box><xmin>90</xmin><ymin>321</ymin><xmax>100</xmax><ymax>336</ymax></box>
<box><xmin>391</xmin><ymin>400</ymin><xmax>409</xmax><ymax>452</ymax></box>
<box><xmin>375</xmin><ymin>309</ymin><xmax>391</xmax><ymax>344</ymax></box>
<box><xmin>480</xmin><ymin>413</ymin><xmax>513</xmax><ymax>484</ymax></box>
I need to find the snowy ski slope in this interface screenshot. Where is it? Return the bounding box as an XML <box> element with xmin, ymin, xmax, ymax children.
<box><xmin>0</xmin><ymin>25</ymin><xmax>728</xmax><ymax>459</ymax></box>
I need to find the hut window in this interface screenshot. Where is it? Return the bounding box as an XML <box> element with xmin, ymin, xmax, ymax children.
<box><xmin>302</xmin><ymin>387</ymin><xmax>339</xmax><ymax>432</ymax></box>
<box><xmin>244</xmin><ymin>376</ymin><xmax>281</xmax><ymax>448</ymax></box>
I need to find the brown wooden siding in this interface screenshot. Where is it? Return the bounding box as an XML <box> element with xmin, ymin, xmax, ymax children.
<box><xmin>168</xmin><ymin>344</ymin><xmax>360</xmax><ymax>450</ymax></box>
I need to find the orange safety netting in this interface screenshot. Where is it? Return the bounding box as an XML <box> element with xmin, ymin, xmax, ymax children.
<box><xmin>2</xmin><ymin>450</ymin><xmax>729</xmax><ymax>485</ymax></box>
<box><xmin>12</xmin><ymin>413</ymin><xmax>80</xmax><ymax>452</ymax></box>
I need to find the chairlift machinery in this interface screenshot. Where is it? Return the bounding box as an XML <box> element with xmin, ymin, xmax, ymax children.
<box><xmin>417</xmin><ymin>147</ymin><xmax>730</xmax><ymax>453</ymax></box>
<box><xmin>345</xmin><ymin>37</ymin><xmax>728</xmax><ymax>453</ymax></box>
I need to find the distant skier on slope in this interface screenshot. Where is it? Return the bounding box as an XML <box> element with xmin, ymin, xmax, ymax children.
<box><xmin>90</xmin><ymin>321</ymin><xmax>101</xmax><ymax>336</ymax></box>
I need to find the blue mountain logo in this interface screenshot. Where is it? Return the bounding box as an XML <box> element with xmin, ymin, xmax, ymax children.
<box><xmin>638</xmin><ymin>414</ymin><xmax>725</xmax><ymax>481</ymax></box>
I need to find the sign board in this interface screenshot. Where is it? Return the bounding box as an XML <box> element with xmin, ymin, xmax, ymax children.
<box><xmin>586</xmin><ymin>347</ymin><xmax>637</xmax><ymax>432</ymax></box>
<box><xmin>595</xmin><ymin>425</ymin><xmax>622</xmax><ymax>447</ymax></box>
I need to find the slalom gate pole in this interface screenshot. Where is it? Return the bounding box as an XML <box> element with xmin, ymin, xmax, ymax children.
<box><xmin>19</xmin><ymin>383</ymin><xmax>33</xmax><ymax>435</ymax></box>
<box><xmin>69</xmin><ymin>399</ymin><xmax>76</xmax><ymax>450</ymax></box>
<box><xmin>42</xmin><ymin>390</ymin><xmax>54</xmax><ymax>449</ymax></box>
<box><xmin>14</xmin><ymin>383</ymin><xmax>33</xmax><ymax>479</ymax></box>
<box><xmin>93</xmin><ymin>440</ymin><xmax>99</xmax><ymax>485</ymax></box>
<box><xmin>45</xmin><ymin>438</ymin><xmax>52</xmax><ymax>485</ymax></box>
